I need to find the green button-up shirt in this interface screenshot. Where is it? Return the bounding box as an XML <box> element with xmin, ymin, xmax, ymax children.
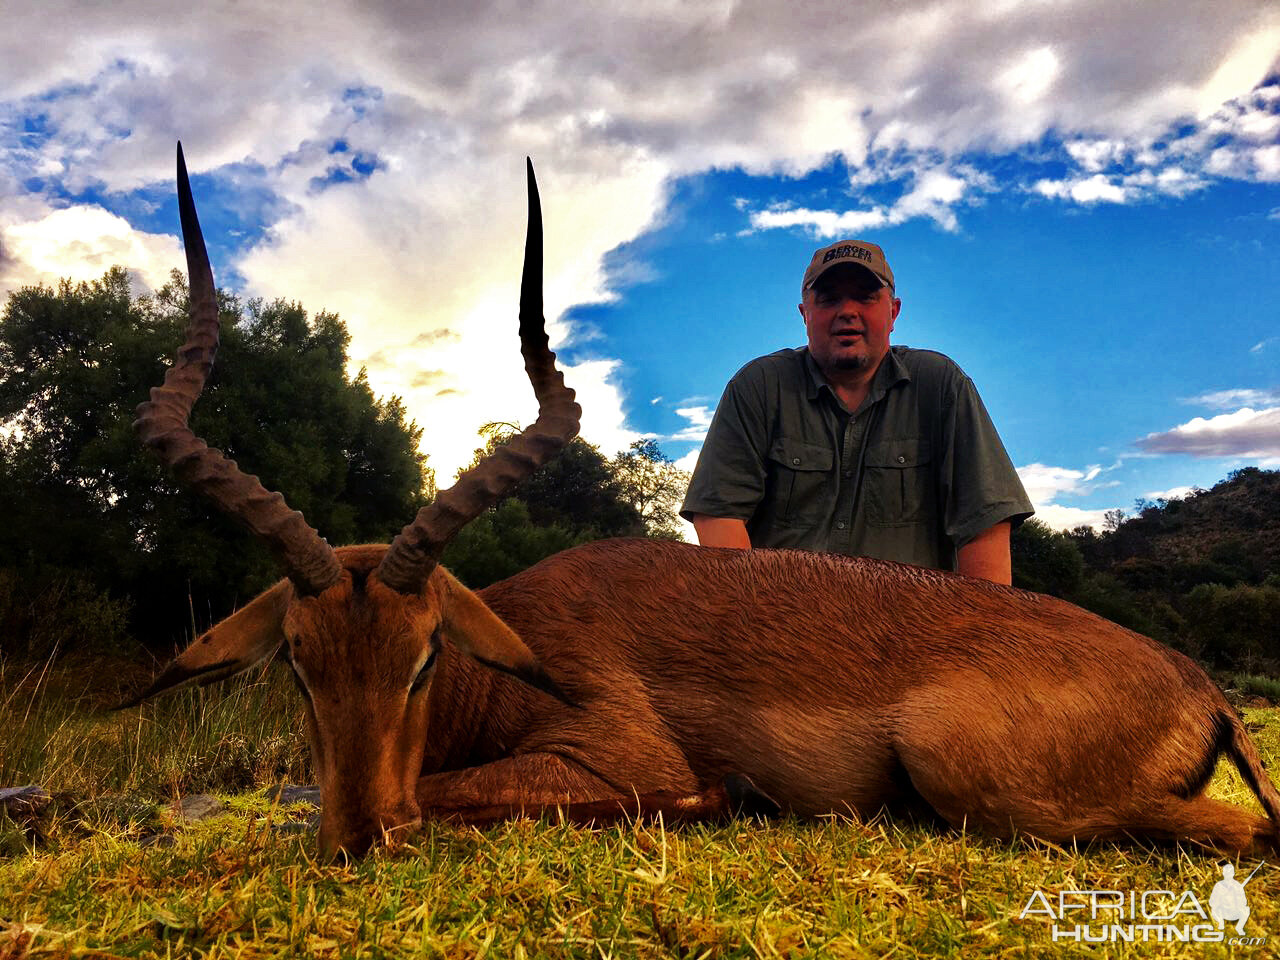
<box><xmin>680</xmin><ymin>346</ymin><xmax>1034</xmax><ymax>571</ymax></box>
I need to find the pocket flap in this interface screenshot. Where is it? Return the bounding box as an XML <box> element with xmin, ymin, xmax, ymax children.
<box><xmin>767</xmin><ymin>437</ymin><xmax>833</xmax><ymax>472</ymax></box>
<box><xmin>865</xmin><ymin>438</ymin><xmax>932</xmax><ymax>468</ymax></box>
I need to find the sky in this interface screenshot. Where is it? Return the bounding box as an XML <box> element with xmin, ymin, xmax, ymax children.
<box><xmin>1</xmin><ymin>0</ymin><xmax>1278</xmax><ymax>535</ymax></box>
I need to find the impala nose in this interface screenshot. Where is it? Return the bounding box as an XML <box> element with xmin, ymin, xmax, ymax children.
<box><xmin>319</xmin><ymin>809</ymin><xmax>424</xmax><ymax>861</ymax></box>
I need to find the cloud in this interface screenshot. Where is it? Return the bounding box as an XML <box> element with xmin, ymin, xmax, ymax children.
<box><xmin>1144</xmin><ymin>485</ymin><xmax>1197</xmax><ymax>502</ymax></box>
<box><xmin>1012</xmin><ymin>461</ymin><xmax>1123</xmax><ymax>531</ymax></box>
<box><xmin>1183</xmin><ymin>387</ymin><xmax>1280</xmax><ymax>409</ymax></box>
<box><xmin>1033</xmin><ymin>503</ymin><xmax>1117</xmax><ymax>533</ymax></box>
<box><xmin>0</xmin><ymin>204</ymin><xmax>182</xmax><ymax>297</ymax></box>
<box><xmin>1015</xmin><ymin>462</ymin><xmax>1104</xmax><ymax>504</ymax></box>
<box><xmin>1032</xmin><ymin>173</ymin><xmax>1130</xmax><ymax>205</ymax></box>
<box><xmin>1136</xmin><ymin>406</ymin><xmax>1280</xmax><ymax>459</ymax></box>
<box><xmin>666</xmin><ymin>404</ymin><xmax>714</xmax><ymax>442</ymax></box>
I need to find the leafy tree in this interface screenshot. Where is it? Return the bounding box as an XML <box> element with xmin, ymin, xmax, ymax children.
<box><xmin>441</xmin><ymin>499</ymin><xmax>580</xmax><ymax>589</ymax></box>
<box><xmin>1010</xmin><ymin>518</ymin><xmax>1086</xmax><ymax>597</ymax></box>
<box><xmin>0</xmin><ymin>268</ymin><xmax>429</xmax><ymax>653</ymax></box>
<box><xmin>439</xmin><ymin>427</ymin><xmax>688</xmax><ymax>589</ymax></box>
<box><xmin>1182</xmin><ymin>582</ymin><xmax>1280</xmax><ymax>671</ymax></box>
<box><xmin>462</xmin><ymin>423</ymin><xmax>646</xmax><ymax>539</ymax></box>
<box><xmin>610</xmin><ymin>439</ymin><xmax>690</xmax><ymax>540</ymax></box>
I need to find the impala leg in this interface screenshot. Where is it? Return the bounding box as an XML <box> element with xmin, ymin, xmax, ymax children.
<box><xmin>416</xmin><ymin>754</ymin><xmax>768</xmax><ymax>827</ymax></box>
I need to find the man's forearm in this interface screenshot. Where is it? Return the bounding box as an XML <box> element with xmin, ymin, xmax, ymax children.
<box><xmin>690</xmin><ymin>515</ymin><xmax>752</xmax><ymax>549</ymax></box>
<box><xmin>956</xmin><ymin>521</ymin><xmax>1012</xmax><ymax>584</ymax></box>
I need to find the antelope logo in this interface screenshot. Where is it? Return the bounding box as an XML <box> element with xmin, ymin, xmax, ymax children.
<box><xmin>127</xmin><ymin>146</ymin><xmax>1280</xmax><ymax>862</ymax></box>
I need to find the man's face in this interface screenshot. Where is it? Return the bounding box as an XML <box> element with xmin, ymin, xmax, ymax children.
<box><xmin>799</xmin><ymin>265</ymin><xmax>901</xmax><ymax>375</ymax></box>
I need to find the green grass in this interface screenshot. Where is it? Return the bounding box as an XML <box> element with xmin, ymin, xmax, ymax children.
<box><xmin>0</xmin><ymin>653</ymin><xmax>309</xmax><ymax>799</ymax></box>
<box><xmin>1</xmin><ymin>655</ymin><xmax>1278</xmax><ymax>958</ymax></box>
<box><xmin>1232</xmin><ymin>672</ymin><xmax>1280</xmax><ymax>704</ymax></box>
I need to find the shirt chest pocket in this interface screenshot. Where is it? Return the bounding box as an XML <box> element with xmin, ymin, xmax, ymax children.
<box><xmin>864</xmin><ymin>438</ymin><xmax>935</xmax><ymax>526</ymax></box>
<box><xmin>765</xmin><ymin>438</ymin><xmax>834</xmax><ymax>526</ymax></box>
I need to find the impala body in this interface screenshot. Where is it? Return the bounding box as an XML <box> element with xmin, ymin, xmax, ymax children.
<box><xmin>129</xmin><ymin>147</ymin><xmax>1280</xmax><ymax>860</ymax></box>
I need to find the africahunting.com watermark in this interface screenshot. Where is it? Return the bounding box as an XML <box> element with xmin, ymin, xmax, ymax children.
<box><xmin>1018</xmin><ymin>862</ymin><xmax>1267</xmax><ymax>946</ymax></box>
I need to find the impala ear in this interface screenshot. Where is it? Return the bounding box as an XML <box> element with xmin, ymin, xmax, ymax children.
<box><xmin>117</xmin><ymin>580</ymin><xmax>292</xmax><ymax>708</ymax></box>
<box><xmin>435</xmin><ymin>568</ymin><xmax>575</xmax><ymax>706</ymax></box>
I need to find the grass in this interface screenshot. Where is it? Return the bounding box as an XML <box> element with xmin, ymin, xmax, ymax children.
<box><xmin>1232</xmin><ymin>672</ymin><xmax>1280</xmax><ymax>704</ymax></box>
<box><xmin>1</xmin><ymin>653</ymin><xmax>1278</xmax><ymax>958</ymax></box>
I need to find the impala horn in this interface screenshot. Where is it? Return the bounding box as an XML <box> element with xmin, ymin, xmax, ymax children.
<box><xmin>376</xmin><ymin>158</ymin><xmax>581</xmax><ymax>595</ymax></box>
<box><xmin>134</xmin><ymin>143</ymin><xmax>342</xmax><ymax>596</ymax></box>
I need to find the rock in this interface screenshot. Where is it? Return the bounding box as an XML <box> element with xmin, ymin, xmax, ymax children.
<box><xmin>272</xmin><ymin>814</ymin><xmax>321</xmax><ymax>835</ymax></box>
<box><xmin>138</xmin><ymin>833</ymin><xmax>176</xmax><ymax>848</ymax></box>
<box><xmin>266</xmin><ymin>784</ymin><xmax>322</xmax><ymax>808</ymax></box>
<box><xmin>0</xmin><ymin>786</ymin><xmax>52</xmax><ymax>818</ymax></box>
<box><xmin>166</xmin><ymin>794</ymin><xmax>223</xmax><ymax>821</ymax></box>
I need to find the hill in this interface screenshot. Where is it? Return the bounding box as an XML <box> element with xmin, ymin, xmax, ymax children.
<box><xmin>1081</xmin><ymin>467</ymin><xmax>1280</xmax><ymax>592</ymax></box>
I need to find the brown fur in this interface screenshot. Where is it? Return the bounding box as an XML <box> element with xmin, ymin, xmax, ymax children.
<box><xmin>134</xmin><ymin>537</ymin><xmax>1280</xmax><ymax>859</ymax></box>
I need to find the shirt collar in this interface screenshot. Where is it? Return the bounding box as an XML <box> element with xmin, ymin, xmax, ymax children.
<box><xmin>803</xmin><ymin>346</ymin><xmax>912</xmax><ymax>408</ymax></box>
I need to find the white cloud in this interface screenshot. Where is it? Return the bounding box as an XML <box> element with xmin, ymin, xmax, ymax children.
<box><xmin>0</xmin><ymin>204</ymin><xmax>182</xmax><ymax>297</ymax></box>
<box><xmin>1183</xmin><ymin>387</ymin><xmax>1280</xmax><ymax>410</ymax></box>
<box><xmin>1013</xmin><ymin>461</ymin><xmax>1118</xmax><ymax>531</ymax></box>
<box><xmin>673</xmin><ymin>448</ymin><xmax>701</xmax><ymax>473</ymax></box>
<box><xmin>665</xmin><ymin>404</ymin><xmax>714</xmax><ymax>442</ymax></box>
<box><xmin>1015</xmin><ymin>462</ymin><xmax>1103</xmax><ymax>504</ymax></box>
<box><xmin>1144</xmin><ymin>485</ymin><xmax>1196</xmax><ymax>502</ymax></box>
<box><xmin>1033</xmin><ymin>173</ymin><xmax>1130</xmax><ymax>204</ymax></box>
<box><xmin>1137</xmin><ymin>406</ymin><xmax>1280</xmax><ymax>459</ymax></box>
<box><xmin>993</xmin><ymin>45</ymin><xmax>1061</xmax><ymax>106</ymax></box>
<box><xmin>1033</xmin><ymin>504</ymin><xmax>1116</xmax><ymax>533</ymax></box>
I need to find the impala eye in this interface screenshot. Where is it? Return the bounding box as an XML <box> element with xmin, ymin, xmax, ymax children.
<box><xmin>409</xmin><ymin>649</ymin><xmax>438</xmax><ymax>694</ymax></box>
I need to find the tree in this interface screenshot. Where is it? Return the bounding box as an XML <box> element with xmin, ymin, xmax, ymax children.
<box><xmin>438</xmin><ymin>426</ymin><xmax>690</xmax><ymax>589</ymax></box>
<box><xmin>1010</xmin><ymin>518</ymin><xmax>1086</xmax><ymax>597</ymax></box>
<box><xmin>0</xmin><ymin>268</ymin><xmax>430</xmax><ymax>653</ymax></box>
<box><xmin>462</xmin><ymin>423</ymin><xmax>646</xmax><ymax>540</ymax></box>
<box><xmin>610</xmin><ymin>439</ymin><xmax>691</xmax><ymax>539</ymax></box>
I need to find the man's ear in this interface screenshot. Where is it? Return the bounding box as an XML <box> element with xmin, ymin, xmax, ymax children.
<box><xmin>435</xmin><ymin>568</ymin><xmax>575</xmax><ymax>705</ymax></box>
<box><xmin>117</xmin><ymin>580</ymin><xmax>292</xmax><ymax>708</ymax></box>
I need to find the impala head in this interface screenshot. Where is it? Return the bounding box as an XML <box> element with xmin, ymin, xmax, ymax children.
<box><xmin>125</xmin><ymin>145</ymin><xmax>580</xmax><ymax>859</ymax></box>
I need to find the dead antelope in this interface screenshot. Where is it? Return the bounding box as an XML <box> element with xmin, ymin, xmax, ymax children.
<box><xmin>127</xmin><ymin>145</ymin><xmax>1280</xmax><ymax>860</ymax></box>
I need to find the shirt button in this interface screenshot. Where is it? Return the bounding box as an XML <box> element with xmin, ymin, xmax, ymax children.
<box><xmin>836</xmin><ymin>521</ymin><xmax>846</xmax><ymax>530</ymax></box>
<box><xmin>791</xmin><ymin>457</ymin><xmax>801</xmax><ymax>465</ymax></box>
<box><xmin>897</xmin><ymin>455</ymin><xmax>906</xmax><ymax>464</ymax></box>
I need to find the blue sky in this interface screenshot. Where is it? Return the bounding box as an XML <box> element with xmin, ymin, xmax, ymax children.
<box><xmin>1</xmin><ymin>1</ymin><xmax>1277</xmax><ymax>533</ymax></box>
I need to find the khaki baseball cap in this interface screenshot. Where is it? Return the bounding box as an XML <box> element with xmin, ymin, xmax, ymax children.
<box><xmin>802</xmin><ymin>239</ymin><xmax>894</xmax><ymax>294</ymax></box>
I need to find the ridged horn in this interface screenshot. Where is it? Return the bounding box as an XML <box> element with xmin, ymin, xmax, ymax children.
<box><xmin>134</xmin><ymin>143</ymin><xmax>342</xmax><ymax>596</ymax></box>
<box><xmin>376</xmin><ymin>158</ymin><xmax>581</xmax><ymax>595</ymax></box>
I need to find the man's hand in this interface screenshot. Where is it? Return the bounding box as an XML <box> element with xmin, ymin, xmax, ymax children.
<box><xmin>690</xmin><ymin>514</ymin><xmax>752</xmax><ymax>550</ymax></box>
<box><xmin>957</xmin><ymin>521</ymin><xmax>1012</xmax><ymax>585</ymax></box>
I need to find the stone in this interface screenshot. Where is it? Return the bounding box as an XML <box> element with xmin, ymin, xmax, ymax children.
<box><xmin>265</xmin><ymin>784</ymin><xmax>322</xmax><ymax>808</ymax></box>
<box><xmin>166</xmin><ymin>794</ymin><xmax>223</xmax><ymax>821</ymax></box>
<box><xmin>0</xmin><ymin>786</ymin><xmax>52</xmax><ymax>818</ymax></box>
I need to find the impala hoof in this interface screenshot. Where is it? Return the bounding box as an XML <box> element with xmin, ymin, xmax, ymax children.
<box><xmin>723</xmin><ymin>774</ymin><xmax>781</xmax><ymax>820</ymax></box>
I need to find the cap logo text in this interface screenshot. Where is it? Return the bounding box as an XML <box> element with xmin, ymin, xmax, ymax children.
<box><xmin>822</xmin><ymin>244</ymin><xmax>873</xmax><ymax>265</ymax></box>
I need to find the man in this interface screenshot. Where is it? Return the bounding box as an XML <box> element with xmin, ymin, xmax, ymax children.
<box><xmin>681</xmin><ymin>239</ymin><xmax>1032</xmax><ymax>584</ymax></box>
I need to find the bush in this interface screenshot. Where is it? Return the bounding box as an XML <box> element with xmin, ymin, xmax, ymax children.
<box><xmin>1182</xmin><ymin>582</ymin><xmax>1280</xmax><ymax>672</ymax></box>
<box><xmin>0</xmin><ymin>568</ymin><xmax>134</xmax><ymax>660</ymax></box>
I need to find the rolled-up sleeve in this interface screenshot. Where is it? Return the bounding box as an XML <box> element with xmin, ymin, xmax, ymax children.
<box><xmin>680</xmin><ymin>370</ymin><xmax>769</xmax><ymax>523</ymax></box>
<box><xmin>939</xmin><ymin>375</ymin><xmax>1035</xmax><ymax>547</ymax></box>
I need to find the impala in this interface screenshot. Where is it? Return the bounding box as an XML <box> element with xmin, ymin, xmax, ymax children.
<box><xmin>128</xmin><ymin>146</ymin><xmax>1280</xmax><ymax>860</ymax></box>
